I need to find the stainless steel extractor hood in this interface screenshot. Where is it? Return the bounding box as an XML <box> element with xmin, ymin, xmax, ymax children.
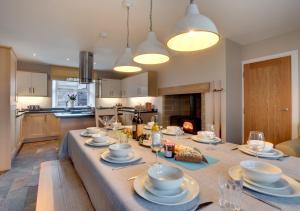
<box><xmin>79</xmin><ymin>51</ymin><xmax>93</xmax><ymax>84</ymax></box>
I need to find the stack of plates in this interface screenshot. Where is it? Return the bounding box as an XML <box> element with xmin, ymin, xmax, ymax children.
<box><xmin>80</xmin><ymin>130</ymin><xmax>95</xmax><ymax>137</ymax></box>
<box><xmin>191</xmin><ymin>135</ymin><xmax>222</xmax><ymax>144</ymax></box>
<box><xmin>161</xmin><ymin>129</ymin><xmax>184</xmax><ymax>136</ymax></box>
<box><xmin>238</xmin><ymin>145</ymin><xmax>284</xmax><ymax>159</ymax></box>
<box><xmin>101</xmin><ymin>150</ymin><xmax>141</xmax><ymax>164</ymax></box>
<box><xmin>229</xmin><ymin>165</ymin><xmax>300</xmax><ymax>198</ymax></box>
<box><xmin>85</xmin><ymin>137</ymin><xmax>115</xmax><ymax>147</ymax></box>
<box><xmin>133</xmin><ymin>172</ymin><xmax>199</xmax><ymax>205</ymax></box>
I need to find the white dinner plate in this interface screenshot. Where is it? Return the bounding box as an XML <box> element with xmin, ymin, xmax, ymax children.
<box><xmin>106</xmin><ymin>126</ymin><xmax>125</xmax><ymax>130</ymax></box>
<box><xmin>139</xmin><ymin>139</ymin><xmax>151</xmax><ymax>148</ymax></box>
<box><xmin>80</xmin><ymin>130</ymin><xmax>95</xmax><ymax>137</ymax></box>
<box><xmin>144</xmin><ymin>125</ymin><xmax>152</xmax><ymax>130</ymax></box>
<box><xmin>133</xmin><ymin>172</ymin><xmax>199</xmax><ymax>206</ymax></box>
<box><xmin>191</xmin><ymin>135</ymin><xmax>222</xmax><ymax>144</ymax></box>
<box><xmin>229</xmin><ymin>165</ymin><xmax>300</xmax><ymax>198</ymax></box>
<box><xmin>238</xmin><ymin>145</ymin><xmax>284</xmax><ymax>158</ymax></box>
<box><xmin>144</xmin><ymin>178</ymin><xmax>188</xmax><ymax>199</ymax></box>
<box><xmin>85</xmin><ymin>138</ymin><xmax>116</xmax><ymax>147</ymax></box>
<box><xmin>101</xmin><ymin>150</ymin><xmax>141</xmax><ymax>164</ymax></box>
<box><xmin>161</xmin><ymin>129</ymin><xmax>184</xmax><ymax>136</ymax></box>
<box><xmin>243</xmin><ymin>176</ymin><xmax>289</xmax><ymax>191</ymax></box>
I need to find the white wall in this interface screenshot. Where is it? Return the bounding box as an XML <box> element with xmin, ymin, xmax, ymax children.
<box><xmin>226</xmin><ymin>40</ymin><xmax>242</xmax><ymax>143</ymax></box>
<box><xmin>242</xmin><ymin>29</ymin><xmax>300</xmax><ymax>138</ymax></box>
<box><xmin>17</xmin><ymin>96</ymin><xmax>52</xmax><ymax>109</ymax></box>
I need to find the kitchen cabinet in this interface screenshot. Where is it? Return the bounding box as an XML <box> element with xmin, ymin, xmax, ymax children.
<box><xmin>121</xmin><ymin>71</ymin><xmax>157</xmax><ymax>98</ymax></box>
<box><xmin>100</xmin><ymin>79</ymin><xmax>121</xmax><ymax>98</ymax></box>
<box><xmin>0</xmin><ymin>46</ymin><xmax>17</xmax><ymax>170</ymax></box>
<box><xmin>14</xmin><ymin>115</ymin><xmax>24</xmax><ymax>157</ymax></box>
<box><xmin>22</xmin><ymin>113</ymin><xmax>60</xmax><ymax>142</ymax></box>
<box><xmin>16</xmin><ymin>71</ymin><xmax>48</xmax><ymax>96</ymax></box>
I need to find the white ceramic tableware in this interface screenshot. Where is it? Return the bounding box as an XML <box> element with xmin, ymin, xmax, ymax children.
<box><xmin>240</xmin><ymin>160</ymin><xmax>282</xmax><ymax>184</ymax></box>
<box><xmin>85</xmin><ymin>139</ymin><xmax>115</xmax><ymax>147</ymax></box>
<box><xmin>243</xmin><ymin>176</ymin><xmax>289</xmax><ymax>191</ymax></box>
<box><xmin>148</xmin><ymin>121</ymin><xmax>155</xmax><ymax>127</ymax></box>
<box><xmin>91</xmin><ymin>133</ymin><xmax>107</xmax><ymax>143</ymax></box>
<box><xmin>148</xmin><ymin>164</ymin><xmax>184</xmax><ymax>191</ymax></box>
<box><xmin>166</xmin><ymin>126</ymin><xmax>180</xmax><ymax>134</ymax></box>
<box><xmin>197</xmin><ymin>131</ymin><xmax>215</xmax><ymax>140</ymax></box>
<box><xmin>133</xmin><ymin>172</ymin><xmax>200</xmax><ymax>206</ymax></box>
<box><xmin>238</xmin><ymin>145</ymin><xmax>284</xmax><ymax>159</ymax></box>
<box><xmin>229</xmin><ymin>165</ymin><xmax>300</xmax><ymax>198</ymax></box>
<box><xmin>109</xmin><ymin>143</ymin><xmax>132</xmax><ymax>158</ymax></box>
<box><xmin>191</xmin><ymin>135</ymin><xmax>222</xmax><ymax>144</ymax></box>
<box><xmin>101</xmin><ymin>150</ymin><xmax>141</xmax><ymax>164</ymax></box>
<box><xmin>248</xmin><ymin>140</ymin><xmax>273</xmax><ymax>152</ymax></box>
<box><xmin>112</xmin><ymin>121</ymin><xmax>122</xmax><ymax>129</ymax></box>
<box><xmin>86</xmin><ymin>127</ymin><xmax>100</xmax><ymax>134</ymax></box>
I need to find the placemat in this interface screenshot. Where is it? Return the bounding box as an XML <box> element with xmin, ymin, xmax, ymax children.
<box><xmin>158</xmin><ymin>152</ymin><xmax>219</xmax><ymax>170</ymax></box>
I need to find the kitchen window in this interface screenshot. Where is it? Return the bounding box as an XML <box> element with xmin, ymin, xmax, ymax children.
<box><xmin>52</xmin><ymin>80</ymin><xmax>95</xmax><ymax>107</ymax></box>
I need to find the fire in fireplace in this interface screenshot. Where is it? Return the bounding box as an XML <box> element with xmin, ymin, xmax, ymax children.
<box><xmin>169</xmin><ymin>94</ymin><xmax>201</xmax><ymax>134</ymax></box>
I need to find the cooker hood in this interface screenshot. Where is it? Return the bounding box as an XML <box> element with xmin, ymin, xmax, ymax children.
<box><xmin>79</xmin><ymin>51</ymin><xmax>93</xmax><ymax>84</ymax></box>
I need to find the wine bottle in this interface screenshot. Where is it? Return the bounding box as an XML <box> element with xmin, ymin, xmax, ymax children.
<box><xmin>151</xmin><ymin>115</ymin><xmax>161</xmax><ymax>152</ymax></box>
<box><xmin>136</xmin><ymin>111</ymin><xmax>144</xmax><ymax>139</ymax></box>
<box><xmin>132</xmin><ymin>112</ymin><xmax>138</xmax><ymax>139</ymax></box>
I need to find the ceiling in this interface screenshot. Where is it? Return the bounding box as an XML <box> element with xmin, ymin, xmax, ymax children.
<box><xmin>1</xmin><ymin>0</ymin><xmax>300</xmax><ymax>70</ymax></box>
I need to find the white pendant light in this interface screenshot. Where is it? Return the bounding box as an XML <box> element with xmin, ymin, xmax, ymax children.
<box><xmin>167</xmin><ymin>0</ymin><xmax>220</xmax><ymax>52</ymax></box>
<box><xmin>133</xmin><ymin>0</ymin><xmax>169</xmax><ymax>65</ymax></box>
<box><xmin>114</xmin><ymin>1</ymin><xmax>142</xmax><ymax>72</ymax></box>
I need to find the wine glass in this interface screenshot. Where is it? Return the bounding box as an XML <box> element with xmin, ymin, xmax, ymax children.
<box><xmin>102</xmin><ymin>116</ymin><xmax>109</xmax><ymax>130</ymax></box>
<box><xmin>206</xmin><ymin>124</ymin><xmax>216</xmax><ymax>150</ymax></box>
<box><xmin>247</xmin><ymin>131</ymin><xmax>265</xmax><ymax>157</ymax></box>
<box><xmin>151</xmin><ymin>131</ymin><xmax>163</xmax><ymax>165</ymax></box>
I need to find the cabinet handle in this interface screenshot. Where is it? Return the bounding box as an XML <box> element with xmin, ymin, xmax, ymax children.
<box><xmin>33</xmin><ymin>87</ymin><xmax>35</xmax><ymax>94</ymax></box>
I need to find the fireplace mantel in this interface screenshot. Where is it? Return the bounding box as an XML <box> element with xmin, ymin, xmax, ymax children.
<box><xmin>158</xmin><ymin>82</ymin><xmax>210</xmax><ymax>96</ymax></box>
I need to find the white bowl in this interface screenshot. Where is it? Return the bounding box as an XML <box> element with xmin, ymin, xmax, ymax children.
<box><xmin>197</xmin><ymin>131</ymin><xmax>215</xmax><ymax>140</ymax></box>
<box><xmin>86</xmin><ymin>127</ymin><xmax>100</xmax><ymax>134</ymax></box>
<box><xmin>109</xmin><ymin>143</ymin><xmax>132</xmax><ymax>158</ymax></box>
<box><xmin>166</xmin><ymin>126</ymin><xmax>180</xmax><ymax>134</ymax></box>
<box><xmin>263</xmin><ymin>142</ymin><xmax>274</xmax><ymax>152</ymax></box>
<box><xmin>148</xmin><ymin>164</ymin><xmax>184</xmax><ymax>191</ymax></box>
<box><xmin>247</xmin><ymin>140</ymin><xmax>273</xmax><ymax>152</ymax></box>
<box><xmin>112</xmin><ymin>122</ymin><xmax>122</xmax><ymax>129</ymax></box>
<box><xmin>147</xmin><ymin>121</ymin><xmax>155</xmax><ymax>127</ymax></box>
<box><xmin>240</xmin><ymin>160</ymin><xmax>282</xmax><ymax>184</ymax></box>
<box><xmin>91</xmin><ymin>133</ymin><xmax>107</xmax><ymax>143</ymax></box>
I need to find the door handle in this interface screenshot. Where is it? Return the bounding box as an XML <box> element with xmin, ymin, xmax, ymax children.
<box><xmin>281</xmin><ymin>108</ymin><xmax>289</xmax><ymax>112</ymax></box>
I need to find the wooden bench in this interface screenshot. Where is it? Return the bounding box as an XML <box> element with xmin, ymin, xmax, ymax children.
<box><xmin>36</xmin><ymin>160</ymin><xmax>94</xmax><ymax>211</ymax></box>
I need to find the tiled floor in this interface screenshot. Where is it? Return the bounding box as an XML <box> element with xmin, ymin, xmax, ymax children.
<box><xmin>0</xmin><ymin>140</ymin><xmax>59</xmax><ymax>211</ymax></box>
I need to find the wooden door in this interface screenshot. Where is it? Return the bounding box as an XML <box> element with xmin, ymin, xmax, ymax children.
<box><xmin>244</xmin><ymin>56</ymin><xmax>291</xmax><ymax>145</ymax></box>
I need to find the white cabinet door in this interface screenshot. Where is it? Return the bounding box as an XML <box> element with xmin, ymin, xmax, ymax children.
<box><xmin>31</xmin><ymin>72</ymin><xmax>47</xmax><ymax>96</ymax></box>
<box><xmin>110</xmin><ymin>79</ymin><xmax>121</xmax><ymax>97</ymax></box>
<box><xmin>101</xmin><ymin>79</ymin><xmax>121</xmax><ymax>98</ymax></box>
<box><xmin>121</xmin><ymin>77</ymin><xmax>129</xmax><ymax>97</ymax></box>
<box><xmin>16</xmin><ymin>71</ymin><xmax>31</xmax><ymax>96</ymax></box>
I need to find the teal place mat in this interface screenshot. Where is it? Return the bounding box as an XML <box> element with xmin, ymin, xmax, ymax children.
<box><xmin>158</xmin><ymin>152</ymin><xmax>219</xmax><ymax>171</ymax></box>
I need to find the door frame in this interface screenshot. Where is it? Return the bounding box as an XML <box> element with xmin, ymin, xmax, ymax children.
<box><xmin>242</xmin><ymin>50</ymin><xmax>299</xmax><ymax>141</ymax></box>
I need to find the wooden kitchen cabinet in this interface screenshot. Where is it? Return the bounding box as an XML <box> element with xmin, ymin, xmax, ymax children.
<box><xmin>16</xmin><ymin>71</ymin><xmax>48</xmax><ymax>96</ymax></box>
<box><xmin>22</xmin><ymin>113</ymin><xmax>60</xmax><ymax>142</ymax></box>
<box><xmin>100</xmin><ymin>79</ymin><xmax>121</xmax><ymax>98</ymax></box>
<box><xmin>14</xmin><ymin>115</ymin><xmax>24</xmax><ymax>156</ymax></box>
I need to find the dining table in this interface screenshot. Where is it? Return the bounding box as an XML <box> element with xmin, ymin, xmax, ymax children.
<box><xmin>59</xmin><ymin>129</ymin><xmax>300</xmax><ymax>211</ymax></box>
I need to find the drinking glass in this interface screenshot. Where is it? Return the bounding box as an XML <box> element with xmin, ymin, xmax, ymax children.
<box><xmin>218</xmin><ymin>175</ymin><xmax>243</xmax><ymax>211</ymax></box>
<box><xmin>206</xmin><ymin>124</ymin><xmax>216</xmax><ymax>150</ymax></box>
<box><xmin>247</xmin><ymin>131</ymin><xmax>265</xmax><ymax>157</ymax></box>
<box><xmin>151</xmin><ymin>131</ymin><xmax>163</xmax><ymax>165</ymax></box>
<box><xmin>175</xmin><ymin>127</ymin><xmax>183</xmax><ymax>140</ymax></box>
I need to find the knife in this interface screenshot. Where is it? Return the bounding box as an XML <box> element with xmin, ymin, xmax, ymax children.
<box><xmin>193</xmin><ymin>148</ymin><xmax>209</xmax><ymax>164</ymax></box>
<box><xmin>194</xmin><ymin>201</ymin><xmax>213</xmax><ymax>210</ymax></box>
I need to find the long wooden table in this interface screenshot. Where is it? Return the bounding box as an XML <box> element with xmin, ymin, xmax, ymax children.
<box><xmin>60</xmin><ymin>130</ymin><xmax>300</xmax><ymax>211</ymax></box>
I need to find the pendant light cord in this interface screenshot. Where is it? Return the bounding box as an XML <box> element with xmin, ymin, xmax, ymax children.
<box><xmin>126</xmin><ymin>6</ymin><xmax>130</xmax><ymax>48</ymax></box>
<box><xmin>149</xmin><ymin>0</ymin><xmax>153</xmax><ymax>31</ymax></box>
